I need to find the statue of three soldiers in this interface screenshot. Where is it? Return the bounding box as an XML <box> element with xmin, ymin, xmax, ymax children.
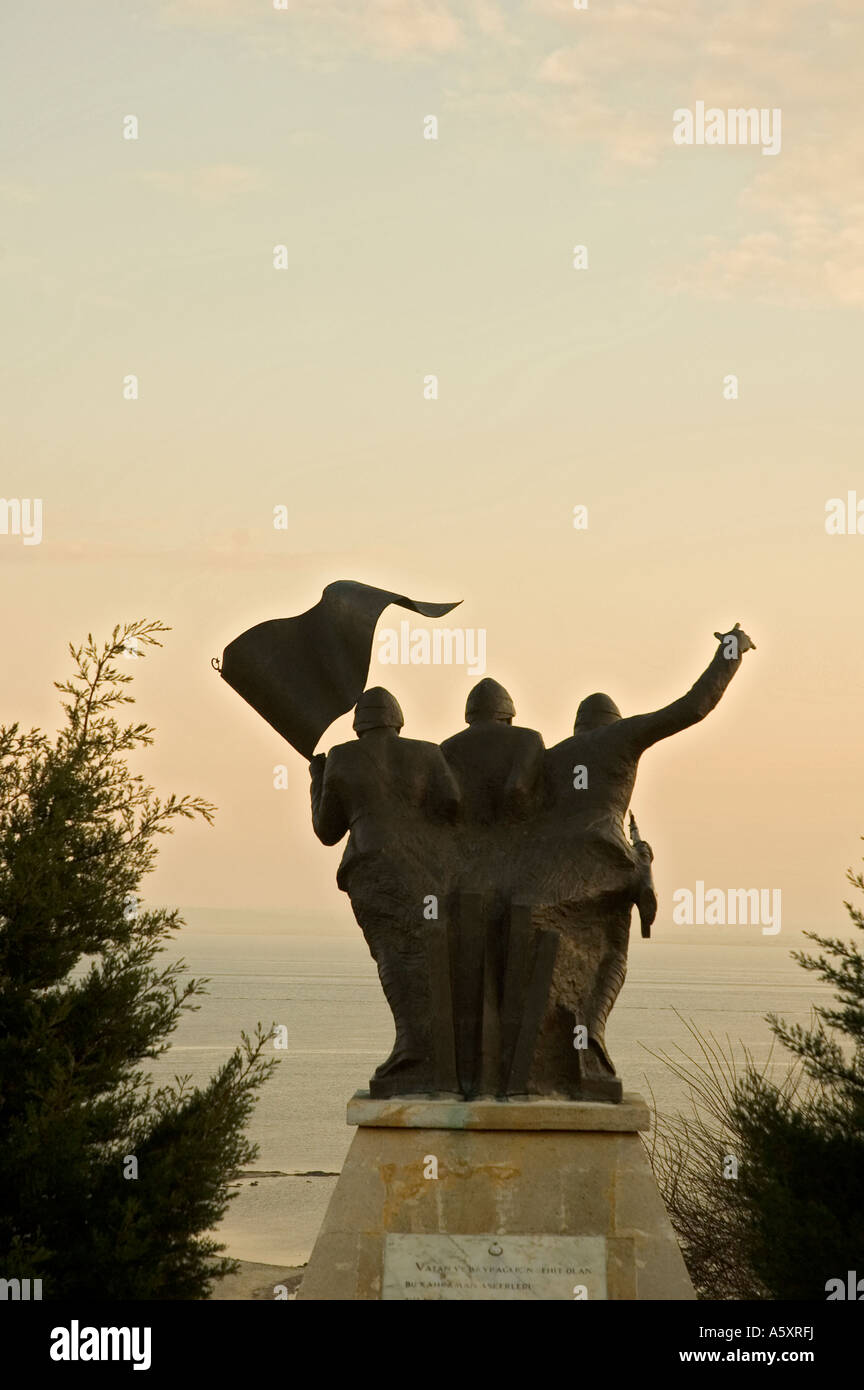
<box><xmin>309</xmin><ymin>625</ymin><xmax>755</xmax><ymax>1102</ymax></box>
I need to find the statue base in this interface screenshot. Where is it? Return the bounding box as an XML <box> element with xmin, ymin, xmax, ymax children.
<box><xmin>296</xmin><ymin>1091</ymin><xmax>695</xmax><ymax>1300</ymax></box>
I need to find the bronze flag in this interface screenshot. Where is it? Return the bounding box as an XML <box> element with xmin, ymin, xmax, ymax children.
<box><xmin>218</xmin><ymin>579</ymin><xmax>461</xmax><ymax>758</ymax></box>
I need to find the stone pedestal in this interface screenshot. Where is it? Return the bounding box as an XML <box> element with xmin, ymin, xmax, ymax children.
<box><xmin>297</xmin><ymin>1091</ymin><xmax>694</xmax><ymax>1301</ymax></box>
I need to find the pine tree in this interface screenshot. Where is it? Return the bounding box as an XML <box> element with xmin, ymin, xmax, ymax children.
<box><xmin>650</xmin><ymin>860</ymin><xmax>864</xmax><ymax>1300</ymax></box>
<box><xmin>729</xmin><ymin>864</ymin><xmax>864</xmax><ymax>1300</ymax></box>
<box><xmin>0</xmin><ymin>621</ymin><xmax>275</xmax><ymax>1300</ymax></box>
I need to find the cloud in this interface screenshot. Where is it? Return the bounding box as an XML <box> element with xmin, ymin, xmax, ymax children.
<box><xmin>354</xmin><ymin>0</ymin><xmax>465</xmax><ymax>55</ymax></box>
<box><xmin>152</xmin><ymin>0</ymin><xmax>864</xmax><ymax>306</ymax></box>
<box><xmin>679</xmin><ymin>145</ymin><xmax>864</xmax><ymax>308</ymax></box>
<box><xmin>525</xmin><ymin>1</ymin><xmax>864</xmax><ymax>304</ymax></box>
<box><xmin>135</xmin><ymin>165</ymin><xmax>267</xmax><ymax>202</ymax></box>
<box><xmin>160</xmin><ymin>0</ymin><xmax>466</xmax><ymax>58</ymax></box>
<box><xmin>0</xmin><ymin>180</ymin><xmax>38</xmax><ymax>205</ymax></box>
<box><xmin>676</xmin><ymin>225</ymin><xmax>864</xmax><ymax>309</ymax></box>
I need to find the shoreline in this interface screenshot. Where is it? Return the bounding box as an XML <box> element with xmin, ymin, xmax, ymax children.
<box><xmin>210</xmin><ymin>1261</ymin><xmax>306</xmax><ymax>1300</ymax></box>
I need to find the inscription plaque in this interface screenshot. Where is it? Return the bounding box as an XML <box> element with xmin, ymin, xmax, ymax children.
<box><xmin>382</xmin><ymin>1233</ymin><xmax>607</xmax><ymax>1300</ymax></box>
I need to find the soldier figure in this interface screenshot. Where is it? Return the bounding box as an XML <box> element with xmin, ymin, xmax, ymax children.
<box><xmin>531</xmin><ymin>625</ymin><xmax>756</xmax><ymax>1098</ymax></box>
<box><xmin>545</xmin><ymin>624</ymin><xmax>756</xmax><ymax>852</ymax></box>
<box><xmin>310</xmin><ymin>687</ymin><xmax>460</xmax><ymax>1096</ymax></box>
<box><xmin>441</xmin><ymin>677</ymin><xmax>545</xmax><ymax>827</ymax></box>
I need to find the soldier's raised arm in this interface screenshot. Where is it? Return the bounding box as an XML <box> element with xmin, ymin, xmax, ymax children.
<box><xmin>618</xmin><ymin>624</ymin><xmax>756</xmax><ymax>755</ymax></box>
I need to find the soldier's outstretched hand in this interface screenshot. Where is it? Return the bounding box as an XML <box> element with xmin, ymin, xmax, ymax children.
<box><xmin>713</xmin><ymin>622</ymin><xmax>756</xmax><ymax>656</ymax></box>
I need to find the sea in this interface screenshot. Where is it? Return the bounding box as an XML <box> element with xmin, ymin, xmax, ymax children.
<box><xmin>147</xmin><ymin>909</ymin><xmax>833</xmax><ymax>1267</ymax></box>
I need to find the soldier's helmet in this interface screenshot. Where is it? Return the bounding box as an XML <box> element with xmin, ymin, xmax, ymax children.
<box><xmin>574</xmin><ymin>692</ymin><xmax>622</xmax><ymax>731</ymax></box>
<box><xmin>465</xmin><ymin>677</ymin><xmax>516</xmax><ymax>725</ymax></box>
<box><xmin>353</xmin><ymin>686</ymin><xmax>404</xmax><ymax>734</ymax></box>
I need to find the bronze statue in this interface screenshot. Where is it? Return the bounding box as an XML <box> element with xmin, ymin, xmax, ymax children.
<box><xmin>542</xmin><ymin>624</ymin><xmax>756</xmax><ymax>857</ymax></box>
<box><xmin>219</xmin><ymin>587</ymin><xmax>755</xmax><ymax>1104</ymax></box>
<box><xmin>441</xmin><ymin>678</ymin><xmax>545</xmax><ymax>825</ymax></box>
<box><xmin>440</xmin><ymin>679</ymin><xmax>549</xmax><ymax>1096</ymax></box>
<box><xmin>527</xmin><ymin>624</ymin><xmax>755</xmax><ymax>1099</ymax></box>
<box><xmin>629</xmin><ymin>812</ymin><xmax>658</xmax><ymax>940</ymax></box>
<box><xmin>310</xmin><ymin>687</ymin><xmax>460</xmax><ymax>1097</ymax></box>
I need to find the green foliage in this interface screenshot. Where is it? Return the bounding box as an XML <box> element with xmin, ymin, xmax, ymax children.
<box><xmin>645</xmin><ymin>1018</ymin><xmax>777</xmax><ymax>1298</ymax></box>
<box><xmin>648</xmin><ymin>860</ymin><xmax>864</xmax><ymax>1300</ymax></box>
<box><xmin>729</xmin><ymin>870</ymin><xmax>864</xmax><ymax>1299</ymax></box>
<box><xmin>0</xmin><ymin>622</ymin><xmax>275</xmax><ymax>1299</ymax></box>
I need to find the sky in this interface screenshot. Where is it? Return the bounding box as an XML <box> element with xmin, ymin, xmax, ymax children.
<box><xmin>2</xmin><ymin>0</ymin><xmax>863</xmax><ymax>938</ymax></box>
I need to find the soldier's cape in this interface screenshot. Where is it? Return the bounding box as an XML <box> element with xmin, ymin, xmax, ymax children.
<box><xmin>218</xmin><ymin>580</ymin><xmax>461</xmax><ymax>758</ymax></box>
